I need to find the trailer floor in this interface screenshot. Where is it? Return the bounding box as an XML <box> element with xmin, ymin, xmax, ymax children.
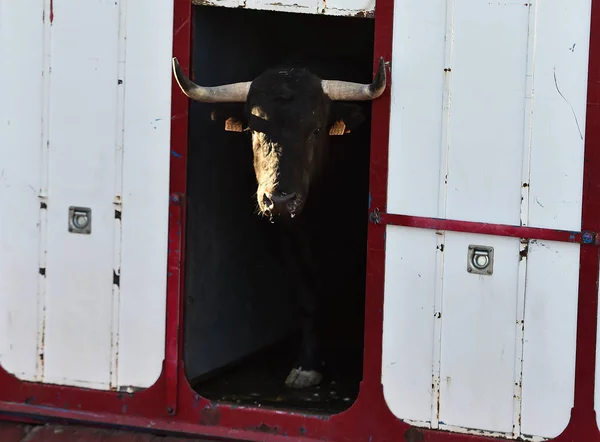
<box><xmin>193</xmin><ymin>337</ymin><xmax>362</xmax><ymax>414</ymax></box>
<box><xmin>0</xmin><ymin>421</ymin><xmax>220</xmax><ymax>442</ymax></box>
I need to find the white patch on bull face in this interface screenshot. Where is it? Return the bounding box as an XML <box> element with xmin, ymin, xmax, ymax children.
<box><xmin>251</xmin><ymin>131</ymin><xmax>280</xmax><ymax>215</ymax></box>
<box><xmin>250</xmin><ymin>129</ymin><xmax>310</xmax><ymax>219</ymax></box>
<box><xmin>251</xmin><ymin>105</ymin><xmax>269</xmax><ymax>121</ymax></box>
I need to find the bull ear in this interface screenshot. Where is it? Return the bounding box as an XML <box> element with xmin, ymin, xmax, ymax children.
<box><xmin>327</xmin><ymin>103</ymin><xmax>365</xmax><ymax>136</ymax></box>
<box><xmin>209</xmin><ymin>103</ymin><xmax>249</xmax><ymax>133</ymax></box>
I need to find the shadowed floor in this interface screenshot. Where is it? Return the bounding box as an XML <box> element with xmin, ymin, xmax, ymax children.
<box><xmin>192</xmin><ymin>336</ymin><xmax>362</xmax><ymax>415</ymax></box>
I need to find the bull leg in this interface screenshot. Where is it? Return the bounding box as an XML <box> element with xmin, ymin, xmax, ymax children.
<box><xmin>280</xmin><ymin>229</ymin><xmax>324</xmax><ymax>389</ymax></box>
<box><xmin>284</xmin><ymin>280</ymin><xmax>323</xmax><ymax>389</ymax></box>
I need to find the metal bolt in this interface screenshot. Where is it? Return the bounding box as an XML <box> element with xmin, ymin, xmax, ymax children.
<box><xmin>72</xmin><ymin>213</ymin><xmax>89</xmax><ymax>229</ymax></box>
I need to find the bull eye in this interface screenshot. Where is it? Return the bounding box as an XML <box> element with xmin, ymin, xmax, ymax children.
<box><xmin>313</xmin><ymin>128</ymin><xmax>321</xmax><ymax>136</ymax></box>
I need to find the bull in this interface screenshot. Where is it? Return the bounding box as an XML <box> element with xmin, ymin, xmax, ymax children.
<box><xmin>172</xmin><ymin>56</ymin><xmax>386</xmax><ymax>389</ymax></box>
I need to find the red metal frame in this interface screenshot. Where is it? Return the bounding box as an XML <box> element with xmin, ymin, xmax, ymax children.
<box><xmin>376</xmin><ymin>212</ymin><xmax>598</xmax><ymax>245</ymax></box>
<box><xmin>1</xmin><ymin>0</ymin><xmax>600</xmax><ymax>441</ymax></box>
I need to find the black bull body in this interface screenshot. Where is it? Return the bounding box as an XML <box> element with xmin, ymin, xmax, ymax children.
<box><xmin>172</xmin><ymin>57</ymin><xmax>387</xmax><ymax>389</ymax></box>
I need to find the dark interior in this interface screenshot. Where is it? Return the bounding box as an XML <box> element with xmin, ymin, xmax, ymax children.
<box><xmin>183</xmin><ymin>4</ymin><xmax>375</xmax><ymax>415</ymax></box>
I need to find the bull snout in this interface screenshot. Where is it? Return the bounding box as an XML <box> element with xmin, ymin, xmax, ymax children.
<box><xmin>263</xmin><ymin>191</ymin><xmax>301</xmax><ymax>216</ymax></box>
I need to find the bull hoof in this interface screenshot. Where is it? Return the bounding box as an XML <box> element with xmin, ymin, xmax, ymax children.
<box><xmin>284</xmin><ymin>367</ymin><xmax>323</xmax><ymax>389</ymax></box>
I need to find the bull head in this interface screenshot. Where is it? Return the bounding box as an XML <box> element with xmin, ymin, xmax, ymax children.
<box><xmin>172</xmin><ymin>57</ymin><xmax>387</xmax><ymax>220</ymax></box>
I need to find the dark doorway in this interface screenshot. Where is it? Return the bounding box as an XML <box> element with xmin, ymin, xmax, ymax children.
<box><xmin>183</xmin><ymin>4</ymin><xmax>375</xmax><ymax>415</ymax></box>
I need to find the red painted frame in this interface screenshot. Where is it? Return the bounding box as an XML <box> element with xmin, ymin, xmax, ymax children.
<box><xmin>1</xmin><ymin>0</ymin><xmax>600</xmax><ymax>441</ymax></box>
<box><xmin>376</xmin><ymin>212</ymin><xmax>598</xmax><ymax>245</ymax></box>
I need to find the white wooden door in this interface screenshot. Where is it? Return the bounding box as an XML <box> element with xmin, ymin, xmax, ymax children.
<box><xmin>0</xmin><ymin>0</ymin><xmax>174</xmax><ymax>391</ymax></box>
<box><xmin>381</xmin><ymin>0</ymin><xmax>592</xmax><ymax>439</ymax></box>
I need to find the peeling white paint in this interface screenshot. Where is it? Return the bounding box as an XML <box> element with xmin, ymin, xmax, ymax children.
<box><xmin>191</xmin><ymin>0</ymin><xmax>374</xmax><ymax>17</ymax></box>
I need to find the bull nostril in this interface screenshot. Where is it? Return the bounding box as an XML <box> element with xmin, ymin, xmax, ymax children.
<box><xmin>263</xmin><ymin>193</ymin><xmax>274</xmax><ymax>209</ymax></box>
<box><xmin>264</xmin><ymin>191</ymin><xmax>300</xmax><ymax>216</ymax></box>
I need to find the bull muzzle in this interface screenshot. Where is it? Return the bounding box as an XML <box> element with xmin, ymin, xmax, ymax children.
<box><xmin>263</xmin><ymin>191</ymin><xmax>301</xmax><ymax>217</ymax></box>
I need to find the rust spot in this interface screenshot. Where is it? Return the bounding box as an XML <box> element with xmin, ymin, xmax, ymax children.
<box><xmin>50</xmin><ymin>0</ymin><xmax>54</xmax><ymax>23</ymax></box>
<box><xmin>191</xmin><ymin>0</ymin><xmax>219</xmax><ymax>6</ymax></box>
<box><xmin>404</xmin><ymin>427</ymin><xmax>425</xmax><ymax>442</ymax></box>
<box><xmin>519</xmin><ymin>244</ymin><xmax>529</xmax><ymax>260</ymax></box>
<box><xmin>114</xmin><ymin>196</ymin><xmax>122</xmax><ymax>219</ymax></box>
<box><xmin>354</xmin><ymin>9</ymin><xmax>374</xmax><ymax>18</ymax></box>
<box><xmin>199</xmin><ymin>403</ymin><xmax>221</xmax><ymax>426</ymax></box>
<box><xmin>249</xmin><ymin>423</ymin><xmax>279</xmax><ymax>434</ymax></box>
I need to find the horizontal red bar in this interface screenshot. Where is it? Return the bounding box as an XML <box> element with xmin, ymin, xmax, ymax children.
<box><xmin>377</xmin><ymin>212</ymin><xmax>597</xmax><ymax>245</ymax></box>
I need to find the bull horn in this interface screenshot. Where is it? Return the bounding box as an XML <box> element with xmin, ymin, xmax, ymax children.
<box><xmin>321</xmin><ymin>56</ymin><xmax>387</xmax><ymax>101</ymax></box>
<box><xmin>172</xmin><ymin>57</ymin><xmax>252</xmax><ymax>103</ymax></box>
